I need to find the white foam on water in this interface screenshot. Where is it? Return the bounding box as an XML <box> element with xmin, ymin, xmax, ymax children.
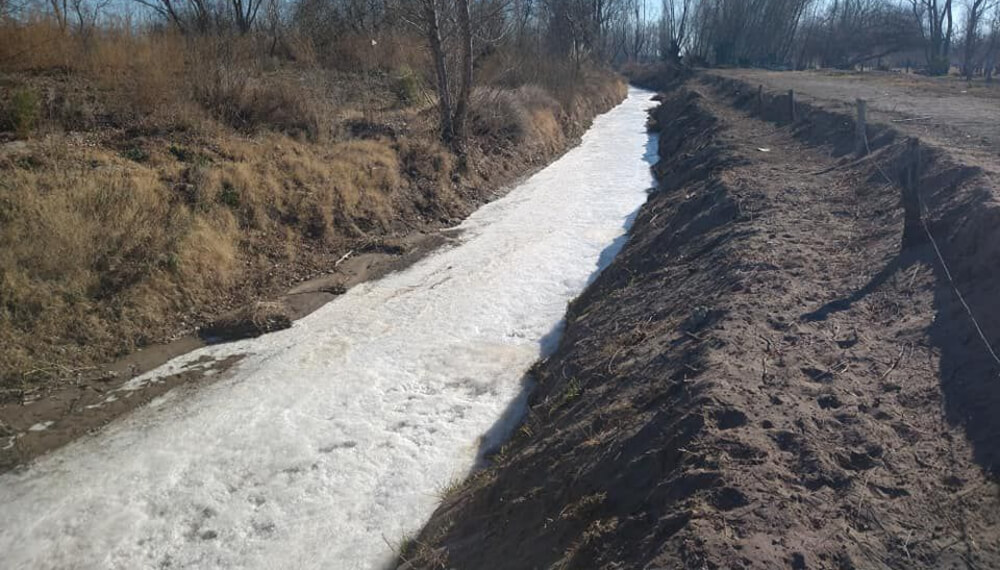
<box><xmin>0</xmin><ymin>88</ymin><xmax>658</xmax><ymax>570</ymax></box>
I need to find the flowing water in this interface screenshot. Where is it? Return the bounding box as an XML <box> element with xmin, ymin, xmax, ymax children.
<box><xmin>0</xmin><ymin>88</ymin><xmax>658</xmax><ymax>570</ymax></box>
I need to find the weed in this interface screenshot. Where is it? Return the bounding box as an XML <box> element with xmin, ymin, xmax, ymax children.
<box><xmin>518</xmin><ymin>422</ymin><xmax>535</xmax><ymax>439</ymax></box>
<box><xmin>14</xmin><ymin>155</ymin><xmax>43</xmax><ymax>170</ymax></box>
<box><xmin>218</xmin><ymin>182</ymin><xmax>240</xmax><ymax>208</ymax></box>
<box><xmin>8</xmin><ymin>88</ymin><xmax>40</xmax><ymax>138</ymax></box>
<box><xmin>163</xmin><ymin>252</ymin><xmax>180</xmax><ymax>273</ymax></box>
<box><xmin>169</xmin><ymin>145</ymin><xmax>193</xmax><ymax>162</ymax></box>
<box><xmin>563</xmin><ymin>378</ymin><xmax>582</xmax><ymax>403</ymax></box>
<box><xmin>121</xmin><ymin>147</ymin><xmax>149</xmax><ymax>162</ymax></box>
<box><xmin>434</xmin><ymin>475</ymin><xmax>470</xmax><ymax>500</ymax></box>
<box><xmin>393</xmin><ymin>65</ymin><xmax>422</xmax><ymax>106</ymax></box>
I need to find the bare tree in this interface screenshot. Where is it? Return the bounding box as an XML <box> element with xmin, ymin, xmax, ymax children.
<box><xmin>453</xmin><ymin>0</ymin><xmax>474</xmax><ymax>151</ymax></box>
<box><xmin>542</xmin><ymin>0</ymin><xmax>594</xmax><ymax>66</ymax></box>
<box><xmin>131</xmin><ymin>0</ymin><xmax>263</xmax><ymax>33</ymax></box>
<box><xmin>961</xmin><ymin>0</ymin><xmax>995</xmax><ymax>78</ymax></box>
<box><xmin>910</xmin><ymin>0</ymin><xmax>954</xmax><ymax>74</ymax></box>
<box><xmin>623</xmin><ymin>0</ymin><xmax>651</xmax><ymax>62</ymax></box>
<box><xmin>130</xmin><ymin>0</ymin><xmax>211</xmax><ymax>33</ymax></box>
<box><xmin>71</xmin><ymin>0</ymin><xmax>112</xmax><ymax>33</ymax></box>
<box><xmin>510</xmin><ymin>0</ymin><xmax>537</xmax><ymax>44</ymax></box>
<box><xmin>263</xmin><ymin>0</ymin><xmax>282</xmax><ymax>55</ymax></box>
<box><xmin>797</xmin><ymin>0</ymin><xmax>922</xmax><ymax>69</ymax></box>
<box><xmin>422</xmin><ymin>0</ymin><xmax>455</xmax><ymax>144</ymax></box>
<box><xmin>231</xmin><ymin>0</ymin><xmax>264</xmax><ymax>33</ymax></box>
<box><xmin>48</xmin><ymin>0</ymin><xmax>69</xmax><ymax>30</ymax></box>
<box><xmin>659</xmin><ymin>0</ymin><xmax>692</xmax><ymax>63</ymax></box>
<box><xmin>419</xmin><ymin>0</ymin><xmax>475</xmax><ymax>153</ymax></box>
<box><xmin>985</xmin><ymin>5</ymin><xmax>1000</xmax><ymax>80</ymax></box>
<box><xmin>683</xmin><ymin>0</ymin><xmax>810</xmax><ymax>66</ymax></box>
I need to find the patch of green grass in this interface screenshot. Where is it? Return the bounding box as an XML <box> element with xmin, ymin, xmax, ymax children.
<box><xmin>9</xmin><ymin>88</ymin><xmax>40</xmax><ymax>139</ymax></box>
<box><xmin>393</xmin><ymin>65</ymin><xmax>423</xmax><ymax>106</ymax></box>
<box><xmin>14</xmin><ymin>155</ymin><xmax>43</xmax><ymax>170</ymax></box>
<box><xmin>121</xmin><ymin>147</ymin><xmax>149</xmax><ymax>162</ymax></box>
<box><xmin>563</xmin><ymin>378</ymin><xmax>582</xmax><ymax>403</ymax></box>
<box><xmin>169</xmin><ymin>144</ymin><xmax>192</xmax><ymax>161</ymax></box>
<box><xmin>218</xmin><ymin>182</ymin><xmax>239</xmax><ymax>207</ymax></box>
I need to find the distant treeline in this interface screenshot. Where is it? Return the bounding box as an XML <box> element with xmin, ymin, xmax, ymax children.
<box><xmin>657</xmin><ymin>0</ymin><xmax>999</xmax><ymax>78</ymax></box>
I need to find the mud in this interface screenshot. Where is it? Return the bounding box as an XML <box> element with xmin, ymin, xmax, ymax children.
<box><xmin>401</xmin><ymin>75</ymin><xmax>1000</xmax><ymax>569</ymax></box>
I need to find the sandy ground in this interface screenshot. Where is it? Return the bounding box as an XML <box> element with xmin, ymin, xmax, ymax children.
<box><xmin>710</xmin><ymin>69</ymin><xmax>1000</xmax><ymax>179</ymax></box>
<box><xmin>402</xmin><ymin>73</ymin><xmax>1000</xmax><ymax>569</ymax></box>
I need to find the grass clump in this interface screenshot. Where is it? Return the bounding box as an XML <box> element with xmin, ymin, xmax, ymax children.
<box><xmin>392</xmin><ymin>66</ymin><xmax>423</xmax><ymax>107</ymax></box>
<box><xmin>3</xmin><ymin>88</ymin><xmax>40</xmax><ymax>138</ymax></box>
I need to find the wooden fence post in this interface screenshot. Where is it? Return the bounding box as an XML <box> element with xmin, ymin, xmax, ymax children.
<box><xmin>855</xmin><ymin>98</ymin><xmax>868</xmax><ymax>156</ymax></box>
<box><xmin>901</xmin><ymin>138</ymin><xmax>925</xmax><ymax>248</ymax></box>
<box><xmin>757</xmin><ymin>84</ymin><xmax>764</xmax><ymax>115</ymax></box>
<box><xmin>788</xmin><ymin>89</ymin><xmax>796</xmax><ymax>122</ymax></box>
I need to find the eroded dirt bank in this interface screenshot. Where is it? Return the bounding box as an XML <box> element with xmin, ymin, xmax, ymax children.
<box><xmin>400</xmin><ymin>75</ymin><xmax>1000</xmax><ymax>569</ymax></box>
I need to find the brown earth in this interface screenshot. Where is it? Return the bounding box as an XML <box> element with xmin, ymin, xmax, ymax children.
<box><xmin>400</xmin><ymin>72</ymin><xmax>1000</xmax><ymax>569</ymax></box>
<box><xmin>708</xmin><ymin>69</ymin><xmax>1000</xmax><ymax>178</ymax></box>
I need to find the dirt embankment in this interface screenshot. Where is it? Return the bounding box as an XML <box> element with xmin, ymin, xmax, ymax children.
<box><xmin>400</xmin><ymin>74</ymin><xmax>1000</xmax><ymax>569</ymax></box>
<box><xmin>0</xmin><ymin>68</ymin><xmax>626</xmax><ymax>473</ymax></box>
<box><xmin>706</xmin><ymin>68</ymin><xmax>1000</xmax><ymax>175</ymax></box>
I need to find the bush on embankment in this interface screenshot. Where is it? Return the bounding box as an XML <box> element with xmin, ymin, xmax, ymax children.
<box><xmin>621</xmin><ymin>61</ymin><xmax>692</xmax><ymax>92</ymax></box>
<box><xmin>0</xmin><ymin>17</ymin><xmax>625</xmax><ymax>395</ymax></box>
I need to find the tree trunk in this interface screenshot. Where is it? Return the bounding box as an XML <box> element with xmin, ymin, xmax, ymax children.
<box><xmin>422</xmin><ymin>0</ymin><xmax>454</xmax><ymax>144</ymax></box>
<box><xmin>964</xmin><ymin>37</ymin><xmax>975</xmax><ymax>79</ymax></box>
<box><xmin>986</xmin><ymin>40</ymin><xmax>998</xmax><ymax>82</ymax></box>
<box><xmin>962</xmin><ymin>1</ymin><xmax>983</xmax><ymax>80</ymax></box>
<box><xmin>452</xmin><ymin>0</ymin><xmax>474</xmax><ymax>157</ymax></box>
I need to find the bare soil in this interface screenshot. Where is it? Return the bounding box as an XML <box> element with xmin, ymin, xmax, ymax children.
<box><xmin>401</xmin><ymin>73</ymin><xmax>1000</xmax><ymax>569</ymax></box>
<box><xmin>709</xmin><ymin>69</ymin><xmax>1000</xmax><ymax>179</ymax></box>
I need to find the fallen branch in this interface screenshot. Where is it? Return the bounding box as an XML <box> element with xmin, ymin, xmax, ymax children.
<box><xmin>878</xmin><ymin>345</ymin><xmax>908</xmax><ymax>382</ymax></box>
<box><xmin>334</xmin><ymin>250</ymin><xmax>355</xmax><ymax>267</ymax></box>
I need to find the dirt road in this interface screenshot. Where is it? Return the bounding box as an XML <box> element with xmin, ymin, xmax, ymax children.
<box><xmin>402</xmin><ymin>73</ymin><xmax>1000</xmax><ymax>569</ymax></box>
<box><xmin>710</xmin><ymin>69</ymin><xmax>1000</xmax><ymax>178</ymax></box>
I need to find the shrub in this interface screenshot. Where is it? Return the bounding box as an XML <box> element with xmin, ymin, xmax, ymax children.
<box><xmin>121</xmin><ymin>147</ymin><xmax>149</xmax><ymax>162</ymax></box>
<box><xmin>392</xmin><ymin>65</ymin><xmax>422</xmax><ymax>106</ymax></box>
<box><xmin>926</xmin><ymin>57</ymin><xmax>951</xmax><ymax>76</ymax></box>
<box><xmin>219</xmin><ymin>182</ymin><xmax>240</xmax><ymax>208</ymax></box>
<box><xmin>469</xmin><ymin>85</ymin><xmax>561</xmax><ymax>149</ymax></box>
<box><xmin>8</xmin><ymin>88</ymin><xmax>40</xmax><ymax>138</ymax></box>
<box><xmin>469</xmin><ymin>87</ymin><xmax>529</xmax><ymax>142</ymax></box>
<box><xmin>192</xmin><ymin>63</ymin><xmax>322</xmax><ymax>139</ymax></box>
<box><xmin>241</xmin><ymin>79</ymin><xmax>322</xmax><ymax>139</ymax></box>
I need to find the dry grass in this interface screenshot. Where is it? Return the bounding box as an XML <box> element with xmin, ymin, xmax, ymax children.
<box><xmin>469</xmin><ymin>85</ymin><xmax>563</xmax><ymax>153</ymax></box>
<box><xmin>0</xmin><ymin>17</ymin><xmax>626</xmax><ymax>392</ymax></box>
<box><xmin>0</xmin><ymin>132</ymin><xmax>413</xmax><ymax>380</ymax></box>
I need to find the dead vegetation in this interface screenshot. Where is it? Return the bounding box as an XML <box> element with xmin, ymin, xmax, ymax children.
<box><xmin>0</xmin><ymin>16</ymin><xmax>626</xmax><ymax>397</ymax></box>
